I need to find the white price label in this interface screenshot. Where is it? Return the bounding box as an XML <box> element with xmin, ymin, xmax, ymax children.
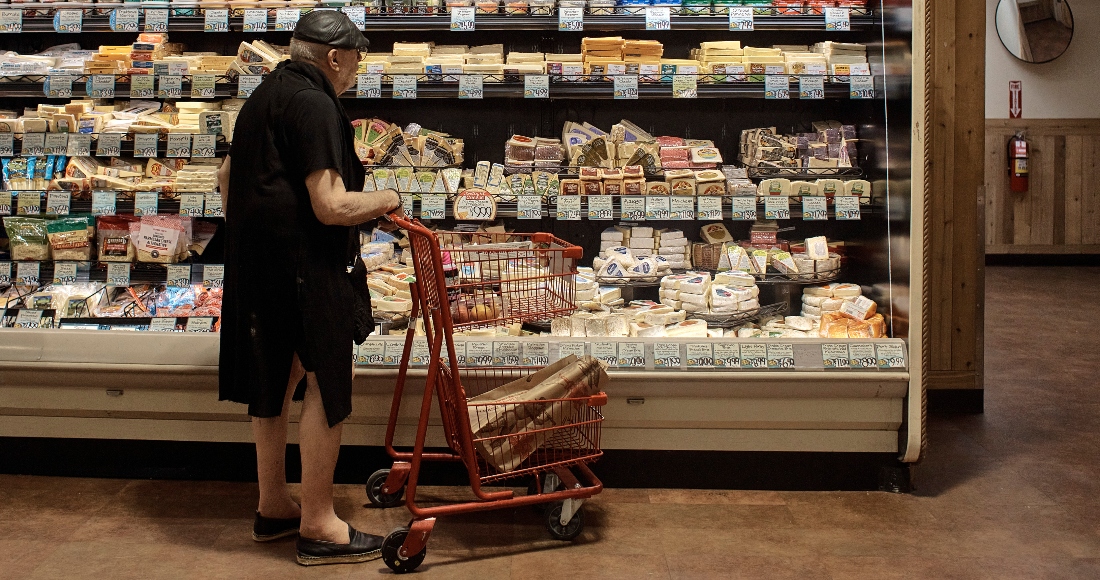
<box><xmin>621</xmin><ymin>196</ymin><xmax>646</xmax><ymax>221</ymax></box>
<box><xmin>562</xmin><ymin>63</ymin><xmax>583</xmax><ymax>81</ymax></box>
<box><xmin>192</xmin><ymin>134</ymin><xmax>217</xmax><ymax>159</ymax></box>
<box><xmin>453</xmin><ymin>192</ymin><xmax>495</xmax><ymax>220</ymax></box>
<box><xmin>618</xmin><ymin>342</ymin><xmax>646</xmax><ymax>368</ymax></box>
<box><xmin>358</xmin><ymin>341</ymin><xmax>384</xmax><ymax>365</ymax></box>
<box><xmin>392</xmin><ymin>75</ymin><xmax>417</xmax><ymax>99</ymax></box>
<box><xmin>356</xmin><ymin>74</ymin><xmax>381</xmax><ymax>98</ymax></box>
<box><xmin>243</xmin><ymin>9</ymin><xmax>268</xmax><ymax>32</ymax></box>
<box><xmin>698</xmin><ymin>196</ymin><xmax>722</xmax><ymax>220</ymax></box>
<box><xmin>450</xmin><ymin>6</ymin><xmax>475</xmax><ymax>31</ymax></box>
<box><xmin>653</xmin><ymin>343</ymin><xmax>682</xmax><ymax>369</ymax></box>
<box><xmin>202</xmin><ymin>264</ymin><xmax>224</xmax><ymax>289</ymax></box>
<box><xmin>144</xmin><ymin>9</ymin><xmax>168</xmax><ymax>32</ymax></box>
<box><xmin>670</xmin><ymin>196</ymin><xmax>694</xmax><ymax>220</ymax></box>
<box><xmin>45</xmin><ymin>75</ymin><xmax>73</xmax><ymax>99</ymax></box>
<box><xmin>587</xmin><ymin>195</ymin><xmax>613</xmax><ymax>220</ymax></box>
<box><xmin>645</xmin><ymin>196</ymin><xmax>671</xmax><ymax>220</ymax></box>
<box><xmin>731</xmin><ymin>196</ymin><xmax>757</xmax><ymax>220</ymax></box>
<box><xmin>179</xmin><ymin>193</ymin><xmax>204</xmax><ymax>217</ymax></box>
<box><xmin>420</xmin><ymin>194</ymin><xmax>446</xmax><ymax>220</ymax></box>
<box><xmin>204</xmin><ymin>9</ymin><xmax>229</xmax><ymax>32</ymax></box>
<box><xmin>835</xmin><ymin>195</ymin><xmax>861</xmax><ymax>220</ymax></box>
<box><xmin>17</xmin><ymin>192</ymin><xmax>40</xmax><ymax>216</ymax></box>
<box><xmin>492</xmin><ymin>341</ymin><xmax>521</xmax><ymax>367</ymax></box>
<box><xmin>686</xmin><ymin>343</ymin><xmax>714</xmax><ymax>368</ymax></box>
<box><xmin>558</xmin><ymin>341</ymin><xmax>586</xmax><ymax>361</ymax></box>
<box><xmin>68</xmin><ymin>134</ymin><xmax>92</xmax><ymax>156</ymax></box>
<box><xmin>22</xmin><ymin>133</ymin><xmax>45</xmax><ymax>156</ymax></box>
<box><xmin>590</xmin><ymin>342</ymin><xmax>617</xmax><ymax>367</ymax></box>
<box><xmin>166</xmin><ymin>264</ymin><xmax>192</xmax><ymax>288</ymax></box>
<box><xmin>342</xmin><ymin>6</ymin><xmax>366</xmax><ymax>30</ymax></box>
<box><xmin>134</xmin><ymin>192</ymin><xmax>158</xmax><ymax>217</ymax></box>
<box><xmin>149</xmin><ymin>317</ymin><xmax>177</xmax><ymax>332</ymax></box>
<box><xmin>822</xmin><ymin>343</ymin><xmax>851</xmax><ymax>369</ymax></box>
<box><xmin>0</xmin><ymin>261</ymin><xmax>9</xmax><ymax>285</ymax></box>
<box><xmin>410</xmin><ymin>337</ymin><xmax>430</xmax><ymax>366</ymax></box>
<box><xmin>111</xmin><ymin>8</ymin><xmax>140</xmax><ymax>32</ymax></box>
<box><xmin>458</xmin><ymin>74</ymin><xmax>483</xmax><ymax>99</ymax></box>
<box><xmin>54</xmin><ymin>9</ymin><xmax>82</xmax><ymax>33</ymax></box>
<box><xmin>825</xmin><ymin>7</ymin><xmax>851</xmax><ymax>31</ymax></box>
<box><xmin>764</xmin><ymin>196</ymin><xmax>790</xmax><ymax>220</ymax></box>
<box><xmin>672</xmin><ymin>74</ymin><xmax>697</xmax><ymax>99</ymax></box>
<box><xmin>849</xmin><ymin>343</ymin><xmax>877</xmax><ymax>369</ymax></box>
<box><xmin>275</xmin><ymin>8</ymin><xmax>300</xmax><ymax>31</ymax></box>
<box><xmin>382</xmin><ymin>340</ymin><xmax>404</xmax><ymax>366</ymax></box>
<box><xmin>850</xmin><ymin>75</ymin><xmax>875</xmax><ymax>99</ymax></box>
<box><xmin>767</xmin><ymin>343</ymin><xmax>796</xmax><ymax>369</ymax></box>
<box><xmin>107</xmin><ymin>263</ymin><xmax>131</xmax><ymax>288</ymax></box>
<box><xmin>556</xmin><ymin>195</ymin><xmax>581</xmax><ymax>220</ymax></box>
<box><xmin>517</xmin><ymin>196</ymin><xmax>544</xmax><ymax>219</ymax></box>
<box><xmin>713</xmin><ymin>342</ymin><xmax>740</xmax><ymax>369</ymax></box>
<box><xmin>740</xmin><ymin>343</ymin><xmax>767</xmax><ymax>369</ymax></box>
<box><xmin>399</xmin><ymin>194</ymin><xmax>413</xmax><ymax>214</ymax></box>
<box><xmin>52</xmin><ymin>262</ymin><xmax>78</xmax><ymax>285</ymax></box>
<box><xmin>614</xmin><ymin>75</ymin><xmax>639</xmax><ymax>99</ymax></box>
<box><xmin>96</xmin><ymin>133</ymin><xmax>123</xmax><ymax>157</ymax></box>
<box><xmin>465</xmin><ymin>341</ymin><xmax>493</xmax><ymax>367</ymax></box>
<box><xmin>134</xmin><ymin>133</ymin><xmax>159</xmax><ymax>158</ymax></box>
<box><xmin>524</xmin><ymin>74</ymin><xmax>549</xmax><ymax>99</ymax></box>
<box><xmin>159</xmin><ymin>75</ymin><xmax>182</xmax><ymax>99</ymax></box>
<box><xmin>559</xmin><ymin>6</ymin><xmax>583</xmax><ymax>31</ymax></box>
<box><xmin>91</xmin><ymin>191</ymin><xmax>117</xmax><ymax>216</ymax></box>
<box><xmin>803</xmin><ymin>197</ymin><xmax>828</xmax><ymax>220</ymax></box>
<box><xmin>729</xmin><ymin>7</ymin><xmax>753</xmax><ymax>31</ymax></box>
<box><xmin>237</xmin><ymin>74</ymin><xmax>262</xmax><ymax>98</ymax></box>
<box><xmin>877</xmin><ymin>343</ymin><xmax>906</xmax><ymax>369</ymax></box>
<box><xmin>46</xmin><ymin>190</ymin><xmax>71</xmax><ymax>216</ymax></box>
<box><xmin>0</xmin><ymin>8</ymin><xmax>22</xmax><ymax>33</ymax></box>
<box><xmin>0</xmin><ymin>133</ymin><xmax>12</xmax><ymax>156</ymax></box>
<box><xmin>645</xmin><ymin>6</ymin><xmax>671</xmax><ymax>30</ymax></box>
<box><xmin>191</xmin><ymin>74</ymin><xmax>217</xmax><ymax>99</ymax></box>
<box><xmin>130</xmin><ymin>74</ymin><xmax>155</xmax><ymax>99</ymax></box>
<box><xmin>17</xmin><ymin>261</ymin><xmax>40</xmax><ymax>286</ymax></box>
<box><xmin>44</xmin><ymin>133</ymin><xmax>69</xmax><ymax>156</ymax></box>
<box><xmin>166</xmin><ymin>133</ymin><xmax>191</xmax><ymax>158</ymax></box>
<box><xmin>204</xmin><ymin>191</ymin><xmax>223</xmax><ymax>217</ymax></box>
<box><xmin>15</xmin><ymin>309</ymin><xmax>44</xmax><ymax>329</ymax></box>
<box><xmin>522</xmin><ymin>342</ymin><xmax>550</xmax><ymax>367</ymax></box>
<box><xmin>800</xmin><ymin>75</ymin><xmax>825</xmax><ymax>99</ymax></box>
<box><xmin>185</xmin><ymin>317</ymin><xmax>214</xmax><ymax>333</ymax></box>
<box><xmin>765</xmin><ymin>75</ymin><xmax>790</xmax><ymax>99</ymax></box>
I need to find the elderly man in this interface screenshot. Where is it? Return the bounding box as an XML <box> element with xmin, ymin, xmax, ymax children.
<box><xmin>216</xmin><ymin>11</ymin><xmax>401</xmax><ymax>566</ymax></box>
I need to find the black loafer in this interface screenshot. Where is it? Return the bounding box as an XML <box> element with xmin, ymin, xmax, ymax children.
<box><xmin>252</xmin><ymin>511</ymin><xmax>301</xmax><ymax>542</ymax></box>
<box><xmin>296</xmin><ymin>524</ymin><xmax>383</xmax><ymax>566</ymax></box>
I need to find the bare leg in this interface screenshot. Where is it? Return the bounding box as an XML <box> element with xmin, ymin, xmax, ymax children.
<box><xmin>252</xmin><ymin>354</ymin><xmax>305</xmax><ymax>519</ymax></box>
<box><xmin>298</xmin><ymin>371</ymin><xmax>350</xmax><ymax>543</ymax></box>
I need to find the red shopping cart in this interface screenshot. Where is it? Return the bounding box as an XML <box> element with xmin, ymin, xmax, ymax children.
<box><xmin>367</xmin><ymin>214</ymin><xmax>607</xmax><ymax>573</ymax></box>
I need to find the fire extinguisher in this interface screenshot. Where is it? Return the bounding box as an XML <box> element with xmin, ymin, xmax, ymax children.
<box><xmin>1008</xmin><ymin>132</ymin><xmax>1029</xmax><ymax>192</ymax></box>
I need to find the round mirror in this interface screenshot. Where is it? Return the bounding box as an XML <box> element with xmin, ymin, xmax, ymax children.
<box><xmin>996</xmin><ymin>0</ymin><xmax>1074</xmax><ymax>63</ymax></box>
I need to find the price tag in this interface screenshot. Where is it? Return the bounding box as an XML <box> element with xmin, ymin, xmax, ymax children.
<box><xmin>621</xmin><ymin>196</ymin><xmax>646</xmax><ymax>221</ymax></box>
<box><xmin>848</xmin><ymin>343</ymin><xmax>877</xmax><ymax>369</ymax></box>
<box><xmin>158</xmin><ymin>75</ymin><xmax>182</xmax><ymax>99</ymax></box>
<box><xmin>522</xmin><ymin>342</ymin><xmax>549</xmax><ymax>367</ymax></box>
<box><xmin>45</xmin><ymin>75</ymin><xmax>73</xmax><ymax>99</ymax></box>
<box><xmin>731</xmin><ymin>196</ymin><xmax>757</xmax><ymax>220</ymax></box>
<box><xmin>825</xmin><ymin>7</ymin><xmax>851</xmax><ymax>31</ymax></box>
<box><xmin>382</xmin><ymin>340</ymin><xmax>404</xmax><ymax>365</ymax></box>
<box><xmin>850</xmin><ymin>75</ymin><xmax>875</xmax><ymax>99</ymax></box>
<box><xmin>517</xmin><ymin>196</ymin><xmax>543</xmax><ymax>219</ymax></box>
<box><xmin>134</xmin><ymin>133</ymin><xmax>159</xmax><ymax>158</ymax></box>
<box><xmin>587</xmin><ymin>195</ymin><xmax>613</xmax><ymax>220</ymax></box>
<box><xmin>358</xmin><ymin>341</ymin><xmax>384</xmax><ymax>365</ymax></box>
<box><xmin>243</xmin><ymin>9</ymin><xmax>268</xmax><ymax>32</ymax></box>
<box><xmin>204</xmin><ymin>192</ymin><xmax>223</xmax><ymax>217</ymax></box>
<box><xmin>191</xmin><ymin>134</ymin><xmax>216</xmax><ymax>159</ymax></box>
<box><xmin>765</xmin><ymin>75</ymin><xmax>790</xmax><ymax>99</ymax></box>
<box><xmin>201</xmin><ymin>264</ymin><xmax>224</xmax><ymax>288</ymax></box>
<box><xmin>562</xmin><ymin>63</ymin><xmax>583</xmax><ymax>81</ymax></box>
<box><xmin>713</xmin><ymin>342</ymin><xmax>740</xmax><ymax>369</ymax></box>
<box><xmin>410</xmin><ymin>337</ymin><xmax>430</xmax><ymax>366</ymax></box>
<box><xmin>46</xmin><ymin>190</ymin><xmax>71</xmax><ymax>216</ymax></box>
<box><xmin>356</xmin><ymin>74</ymin><xmax>381</xmax><ymax>98</ymax></box>
<box><xmin>672</xmin><ymin>74</ymin><xmax>697</xmax><ymax>99</ymax></box>
<box><xmin>645</xmin><ymin>196</ymin><xmax>671</xmax><ymax>220</ymax></box>
<box><xmin>764</xmin><ymin>196</ymin><xmax>790</xmax><ymax>220</ymax></box>
<box><xmin>0</xmin><ymin>8</ymin><xmax>22</xmax><ymax>33</ymax></box>
<box><xmin>524</xmin><ymin>74</ymin><xmax>549</xmax><ymax>99</ymax></box>
<box><xmin>685</xmin><ymin>343</ymin><xmax>713</xmax><ymax>368</ymax></box>
<box><xmin>145</xmin><ymin>9</ymin><xmax>168</xmax><ymax>32</ymax></box>
<box><xmin>44</xmin><ymin>133</ymin><xmax>69</xmax><ymax>156</ymax></box>
<box><xmin>129</xmin><ymin>74</ymin><xmax>155</xmax><ymax>99</ymax></box>
<box><xmin>821</xmin><ymin>343</ymin><xmax>851</xmax><ymax>369</ymax></box>
<box><xmin>237</xmin><ymin>74</ymin><xmax>262</xmax><ymax>98</ymax></box>
<box><xmin>185</xmin><ymin>317</ymin><xmax>214</xmax><ymax>333</ymax></box>
<box><xmin>728</xmin><ymin>6</ymin><xmax>753</xmax><ymax>30</ymax></box>
<box><xmin>877</xmin><ymin>343</ymin><xmax>906</xmax><ymax>369</ymax></box>
<box><xmin>15</xmin><ymin>309</ymin><xmax>44</xmax><ymax>329</ymax></box>
<box><xmin>458</xmin><ymin>74</ymin><xmax>483</xmax><ymax>99</ymax></box>
<box><xmin>803</xmin><ymin>197</ymin><xmax>828</xmax><ymax>220</ymax></box>
<box><xmin>52</xmin><ymin>262</ymin><xmax>78</xmax><ymax>285</ymax></box>
<box><xmin>204</xmin><ymin>9</ymin><xmax>229</xmax><ymax>32</ymax></box>
<box><xmin>274</xmin><ymin>8</ymin><xmax>300</xmax><ymax>31</ymax></box>
<box><xmin>0</xmin><ymin>261</ymin><xmax>9</xmax><ymax>285</ymax></box>
<box><xmin>697</xmin><ymin>196</ymin><xmax>722</xmax><ymax>220</ymax></box>
<box><xmin>558</xmin><ymin>341</ymin><xmax>586</xmax><ymax>361</ymax></box>
<box><xmin>106</xmin><ymin>263</ymin><xmax>130</xmax><ymax>288</ymax></box>
<box><xmin>399</xmin><ymin>194</ymin><xmax>414</xmax><ymax>215</ymax></box>
<box><xmin>191</xmin><ymin>74</ymin><xmax>217</xmax><ymax>99</ymax></box>
<box><xmin>342</xmin><ymin>6</ymin><xmax>366</xmax><ymax>30</ymax></box>
<box><xmin>645</xmin><ymin>6</ymin><xmax>670</xmax><ymax>30</ymax></box>
<box><xmin>614</xmin><ymin>75</ymin><xmax>639</xmax><ymax>100</ymax></box>
<box><xmin>669</xmin><ymin>196</ymin><xmax>694</xmax><ymax>220</ymax></box>
<box><xmin>392</xmin><ymin>75</ymin><xmax>417</xmax><ymax>99</ymax></box>
<box><xmin>737</xmin><ymin>343</ymin><xmax>767</xmax><ymax>369</ymax></box>
<box><xmin>465</xmin><ymin>341</ymin><xmax>492</xmax><ymax>366</ymax></box>
<box><xmin>166</xmin><ymin>133</ymin><xmax>191</xmax><ymax>158</ymax></box>
<box><xmin>556</xmin><ymin>195</ymin><xmax>581</xmax><ymax>220</ymax></box>
<box><xmin>653</xmin><ymin>343</ymin><xmax>681</xmax><ymax>369</ymax></box>
<box><xmin>179</xmin><ymin>193</ymin><xmax>204</xmax><ymax>217</ymax></box>
<box><xmin>450</xmin><ymin>6</ymin><xmax>475</xmax><ymax>31</ymax></box>
<box><xmin>22</xmin><ymin>133</ymin><xmax>45</xmax><ymax>156</ymax></box>
<box><xmin>17</xmin><ymin>191</ymin><xmax>40</xmax><ymax>216</ymax></box>
<box><xmin>96</xmin><ymin>133</ymin><xmax>122</xmax><ymax>157</ymax></box>
<box><xmin>149</xmin><ymin>317</ymin><xmax>177</xmax><ymax>332</ymax></box>
<box><xmin>91</xmin><ymin>190</ymin><xmax>117</xmax><ymax>216</ymax></box>
<box><xmin>134</xmin><ymin>192</ymin><xmax>158</xmax><ymax>217</ymax></box>
<box><xmin>17</xmin><ymin>261</ymin><xmax>40</xmax><ymax>286</ymax></box>
<box><xmin>617</xmin><ymin>342</ymin><xmax>646</xmax><ymax>368</ymax></box>
<box><xmin>54</xmin><ymin>9</ymin><xmax>82</xmax><ymax>33</ymax></box>
<box><xmin>87</xmin><ymin>74</ymin><xmax>115</xmax><ymax>98</ymax></box>
<box><xmin>0</xmin><ymin>133</ymin><xmax>12</xmax><ymax>156</ymax></box>
<box><xmin>420</xmin><ymin>194</ymin><xmax>445</xmax><ymax>220</ymax></box>
<box><xmin>800</xmin><ymin>75</ymin><xmax>825</xmax><ymax>99</ymax></box>
<box><xmin>835</xmin><ymin>195</ymin><xmax>861</xmax><ymax>220</ymax></box>
<box><xmin>590</xmin><ymin>342</ymin><xmax>617</xmax><ymax>367</ymax></box>
<box><xmin>492</xmin><ymin>341</ymin><xmax>521</xmax><ymax>367</ymax></box>
<box><xmin>766</xmin><ymin>343</ymin><xmax>796</xmax><ymax>369</ymax></box>
<box><xmin>453</xmin><ymin>190</ymin><xmax>496</xmax><ymax>220</ymax></box>
<box><xmin>111</xmin><ymin>8</ymin><xmax>140</xmax><ymax>32</ymax></box>
<box><xmin>166</xmin><ymin>264</ymin><xmax>192</xmax><ymax>288</ymax></box>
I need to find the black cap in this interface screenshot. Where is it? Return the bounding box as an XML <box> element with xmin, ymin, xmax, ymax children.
<box><xmin>292</xmin><ymin>10</ymin><xmax>369</xmax><ymax>51</ymax></box>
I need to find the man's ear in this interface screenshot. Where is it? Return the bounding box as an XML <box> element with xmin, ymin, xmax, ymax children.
<box><xmin>327</xmin><ymin>48</ymin><xmax>340</xmax><ymax>70</ymax></box>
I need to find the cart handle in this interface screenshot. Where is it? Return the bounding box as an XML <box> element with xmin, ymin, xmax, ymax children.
<box><xmin>589</xmin><ymin>393</ymin><xmax>608</xmax><ymax>407</ymax></box>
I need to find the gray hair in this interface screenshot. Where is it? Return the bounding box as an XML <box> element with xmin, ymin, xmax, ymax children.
<box><xmin>289</xmin><ymin>38</ymin><xmax>331</xmax><ymax>64</ymax></box>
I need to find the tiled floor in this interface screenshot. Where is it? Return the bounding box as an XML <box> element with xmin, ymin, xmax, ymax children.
<box><xmin>4</xmin><ymin>266</ymin><xmax>1100</xmax><ymax>579</ymax></box>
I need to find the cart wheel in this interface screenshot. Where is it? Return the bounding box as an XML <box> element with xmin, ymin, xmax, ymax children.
<box><xmin>382</xmin><ymin>527</ymin><xmax>426</xmax><ymax>574</ymax></box>
<box><xmin>545</xmin><ymin>502</ymin><xmax>585</xmax><ymax>541</ymax></box>
<box><xmin>365</xmin><ymin>469</ymin><xmax>404</xmax><ymax>508</ymax></box>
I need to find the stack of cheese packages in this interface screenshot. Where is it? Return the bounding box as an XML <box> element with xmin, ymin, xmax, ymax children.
<box><xmin>367</xmin><ymin>264</ymin><xmax>417</xmax><ymax>319</ymax></box>
<box><xmin>231</xmin><ymin>40</ymin><xmax>286</xmax><ymax>77</ymax></box>
<box><xmin>562</xmin><ymin>120</ymin><xmax>720</xmax><ymax>174</ymax></box>
<box><xmin>504</xmin><ymin>134</ymin><xmax>564</xmax><ymax>172</ymax></box>
<box><xmin>812</xmin><ymin>41</ymin><xmax>869</xmax><ymax>77</ymax></box>
<box><xmin>659</xmin><ymin>271</ymin><xmax>760</xmax><ymax>316</ymax></box>
<box><xmin>552</xmin><ymin>282</ymin><xmax>712</xmax><ymax>339</ymax></box>
<box><xmin>733</xmin><ymin>314</ymin><xmax>818</xmax><ymax>339</ymax></box>
<box><xmin>692</xmin><ymin>41</ymin><xmax>744</xmax><ymax>80</ymax></box>
<box><xmin>802</xmin><ymin>283</ymin><xmax>888</xmax><ymax>338</ymax></box>
<box><xmin>352</xmin><ymin>118</ymin><xmax>463</xmax><ymax>168</ymax></box>
<box><xmin>741</xmin><ymin>122</ymin><xmax>862</xmax><ymax>171</ymax></box>
<box><xmin>593</xmin><ymin>226</ymin><xmax>681</xmax><ymax>280</ymax></box>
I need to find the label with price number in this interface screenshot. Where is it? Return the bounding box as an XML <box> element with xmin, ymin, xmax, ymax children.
<box><xmin>729</xmin><ymin>7</ymin><xmax>753</xmax><ymax>30</ymax></box>
<box><xmin>130</xmin><ymin>74</ymin><xmax>154</xmax><ymax>99</ymax></box>
<box><xmin>237</xmin><ymin>74</ymin><xmax>262</xmax><ymax>98</ymax></box>
<box><xmin>134</xmin><ymin>133</ymin><xmax>159</xmax><ymax>158</ymax></box>
<box><xmin>66</xmin><ymin>134</ymin><xmax>91</xmax><ymax>157</ymax></box>
<box><xmin>698</xmin><ymin>196</ymin><xmax>722</xmax><ymax>220</ymax></box>
<box><xmin>179</xmin><ymin>194</ymin><xmax>204</xmax><ymax>217</ymax></box>
<box><xmin>450</xmin><ymin>6</ymin><xmax>475</xmax><ymax>31</ymax></box>
<box><xmin>517</xmin><ymin>196</ymin><xmax>543</xmax><ymax>219</ymax></box>
<box><xmin>590</xmin><ymin>342</ymin><xmax>617</xmax><ymax>367</ymax></box>
<box><xmin>834</xmin><ymin>195</ymin><xmax>861</xmax><ymax>220</ymax></box>
<box><xmin>88</xmin><ymin>75</ymin><xmax>116</xmax><ymax>99</ymax></box>
<box><xmin>342</xmin><ymin>6</ymin><xmax>366</xmax><ymax>30</ymax></box>
<box><xmin>191</xmin><ymin>74</ymin><xmax>216</xmax><ymax>99</ymax></box>
<box><xmin>410</xmin><ymin>337</ymin><xmax>430</xmax><ymax>366</ymax></box>
<box><xmin>192</xmin><ymin>134</ymin><xmax>216</xmax><ymax>159</ymax></box>
<box><xmin>204</xmin><ymin>192</ymin><xmax>223</xmax><ymax>217</ymax></box>
<box><xmin>0</xmin><ymin>261</ymin><xmax>10</xmax><ymax>285</ymax></box>
<box><xmin>850</xmin><ymin>75</ymin><xmax>875</xmax><ymax>99</ymax></box>
<box><xmin>524</xmin><ymin>74</ymin><xmax>549</xmax><ymax>98</ymax></box>
<box><xmin>617</xmin><ymin>342</ymin><xmax>646</xmax><ymax>368</ymax></box>
<box><xmin>44</xmin><ymin>133</ymin><xmax>68</xmax><ymax>156</ymax></box>
<box><xmin>204</xmin><ymin>9</ymin><xmax>229</xmax><ymax>32</ymax></box>
<box><xmin>731</xmin><ymin>196</ymin><xmax>757</xmax><ymax>220</ymax></box>
<box><xmin>559</xmin><ymin>6</ymin><xmax>583</xmax><ymax>31</ymax></box>
<box><xmin>54</xmin><ymin>9</ymin><xmax>82</xmax><ymax>33</ymax></box>
<box><xmin>453</xmin><ymin>190</ymin><xmax>496</xmax><ymax>220</ymax></box>
<box><xmin>134</xmin><ymin>192</ymin><xmax>158</xmax><ymax>217</ymax></box>
<box><xmin>614</xmin><ymin>75</ymin><xmax>639</xmax><ymax>100</ymax></box>
<box><xmin>420</xmin><ymin>194</ymin><xmax>445</xmax><ymax>220</ymax></box>
<box><xmin>740</xmin><ymin>343</ymin><xmax>767</xmax><ymax>369</ymax></box>
<box><xmin>653</xmin><ymin>343</ymin><xmax>682</xmax><ymax>369</ymax></box>
<box><xmin>17</xmin><ymin>261</ymin><xmax>40</xmax><ymax>286</ymax></box>
<box><xmin>0</xmin><ymin>133</ymin><xmax>12</xmax><ymax>157</ymax></box>
<box><xmin>202</xmin><ymin>264</ymin><xmax>224</xmax><ymax>289</ymax></box>
<box><xmin>15</xmin><ymin>309</ymin><xmax>45</xmax><ymax>329</ymax></box>
<box><xmin>522</xmin><ymin>342</ymin><xmax>549</xmax><ymax>367</ymax></box>
<box><xmin>144</xmin><ymin>9</ymin><xmax>168</xmax><ymax>32</ymax></box>
<box><xmin>821</xmin><ymin>343</ymin><xmax>851</xmax><ymax>369</ymax></box>
<box><xmin>381</xmin><ymin>340</ymin><xmax>403</xmax><ymax>366</ymax></box>
<box><xmin>556</xmin><ymin>195</ymin><xmax>581</xmax><ymax>220</ymax></box>
<box><xmin>646</xmin><ymin>196</ymin><xmax>671</xmax><ymax>220</ymax></box>
<box><xmin>167</xmin><ymin>264</ymin><xmax>192</xmax><ymax>288</ymax></box>
<box><xmin>91</xmin><ymin>191</ymin><xmax>117</xmax><ymax>216</ymax></box>
<box><xmin>17</xmin><ymin>192</ymin><xmax>40</xmax><ymax>216</ymax></box>
<box><xmin>0</xmin><ymin>9</ymin><xmax>22</xmax><ymax>33</ymax></box>
<box><xmin>876</xmin><ymin>343</ymin><xmax>906</xmax><ymax>369</ymax></box>
<box><xmin>800</xmin><ymin>75</ymin><xmax>824</xmax><ymax>99</ymax></box>
<box><xmin>670</xmin><ymin>196</ymin><xmax>694</xmax><ymax>220</ymax></box>
<box><xmin>106</xmin><ymin>263</ymin><xmax>130</xmax><ymax>288</ymax></box>
<box><xmin>357</xmin><ymin>341</ymin><xmax>384</xmax><ymax>365</ymax></box>
<box><xmin>275</xmin><ymin>8</ymin><xmax>300</xmax><ymax>30</ymax></box>
<box><xmin>645</xmin><ymin>6</ymin><xmax>670</xmax><ymax>30</ymax></box>
<box><xmin>621</xmin><ymin>196</ymin><xmax>646</xmax><ymax>221</ymax></box>
<box><xmin>458</xmin><ymin>74</ymin><xmax>483</xmax><ymax>99</ymax></box>
<box><xmin>803</xmin><ymin>196</ymin><xmax>828</xmax><ymax>220</ymax></box>
<box><xmin>764</xmin><ymin>196</ymin><xmax>790</xmax><ymax>220</ymax></box>
<box><xmin>22</xmin><ymin>133</ymin><xmax>45</xmax><ymax>156</ymax></box>
<box><xmin>465</xmin><ymin>341</ymin><xmax>492</xmax><ymax>367</ymax></box>
<box><xmin>848</xmin><ymin>343</ymin><xmax>877</xmax><ymax>369</ymax></box>
<box><xmin>686</xmin><ymin>343</ymin><xmax>714</xmax><ymax>369</ymax></box>
<box><xmin>111</xmin><ymin>8</ymin><xmax>140</xmax><ymax>32</ymax></box>
<box><xmin>149</xmin><ymin>318</ymin><xmax>178</xmax><ymax>332</ymax></box>
<box><xmin>766</xmin><ymin>343</ymin><xmax>796</xmax><ymax>369</ymax></box>
<box><xmin>166</xmin><ymin>133</ymin><xmax>191</xmax><ymax>158</ymax></box>
<box><xmin>45</xmin><ymin>75</ymin><xmax>73</xmax><ymax>99</ymax></box>
<box><xmin>243</xmin><ymin>9</ymin><xmax>268</xmax><ymax>32</ymax></box>
<box><xmin>52</xmin><ymin>262</ymin><xmax>79</xmax><ymax>285</ymax></box>
<box><xmin>713</xmin><ymin>342</ymin><xmax>740</xmax><ymax>369</ymax></box>
<box><xmin>825</xmin><ymin>7</ymin><xmax>850</xmax><ymax>31</ymax></box>
<box><xmin>46</xmin><ymin>191</ymin><xmax>71</xmax><ymax>216</ymax></box>
<box><xmin>765</xmin><ymin>75</ymin><xmax>790</xmax><ymax>99</ymax></box>
<box><xmin>587</xmin><ymin>195</ymin><xmax>613</xmax><ymax>220</ymax></box>
<box><xmin>158</xmin><ymin>75</ymin><xmax>182</xmax><ymax>99</ymax></box>
<box><xmin>392</xmin><ymin>75</ymin><xmax>417</xmax><ymax>99</ymax></box>
<box><xmin>96</xmin><ymin>133</ymin><xmax>122</xmax><ymax>157</ymax></box>
<box><xmin>356</xmin><ymin>74</ymin><xmax>381</xmax><ymax>98</ymax></box>
<box><xmin>492</xmin><ymin>341</ymin><xmax>521</xmax><ymax>367</ymax></box>
<box><xmin>558</xmin><ymin>341</ymin><xmax>586</xmax><ymax>361</ymax></box>
<box><xmin>186</xmin><ymin>317</ymin><xmax>214</xmax><ymax>333</ymax></box>
<box><xmin>673</xmin><ymin>74</ymin><xmax>697</xmax><ymax>99</ymax></box>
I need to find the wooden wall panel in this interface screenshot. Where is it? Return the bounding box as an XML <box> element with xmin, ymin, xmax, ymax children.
<box><xmin>985</xmin><ymin>119</ymin><xmax>1100</xmax><ymax>254</ymax></box>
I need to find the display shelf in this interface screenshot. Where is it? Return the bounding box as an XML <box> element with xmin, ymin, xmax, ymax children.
<box><xmin>0</xmin><ymin>192</ymin><xmax>218</xmax><ymax>217</ymax></box>
<box><xmin>0</xmin><ymin>261</ymin><xmax>222</xmax><ymax>288</ymax></box>
<box><xmin>0</xmin><ymin>75</ymin><xmax>238</xmax><ymax>99</ymax></box>
<box><xmin>3</xmin><ymin>134</ymin><xmax>230</xmax><ymax>157</ymax></box>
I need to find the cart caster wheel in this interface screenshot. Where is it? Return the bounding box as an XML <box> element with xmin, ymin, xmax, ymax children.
<box><xmin>545</xmin><ymin>502</ymin><xmax>585</xmax><ymax>541</ymax></box>
<box><xmin>382</xmin><ymin>527</ymin><xmax>426</xmax><ymax>574</ymax></box>
<box><xmin>366</xmin><ymin>469</ymin><xmax>404</xmax><ymax>508</ymax></box>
